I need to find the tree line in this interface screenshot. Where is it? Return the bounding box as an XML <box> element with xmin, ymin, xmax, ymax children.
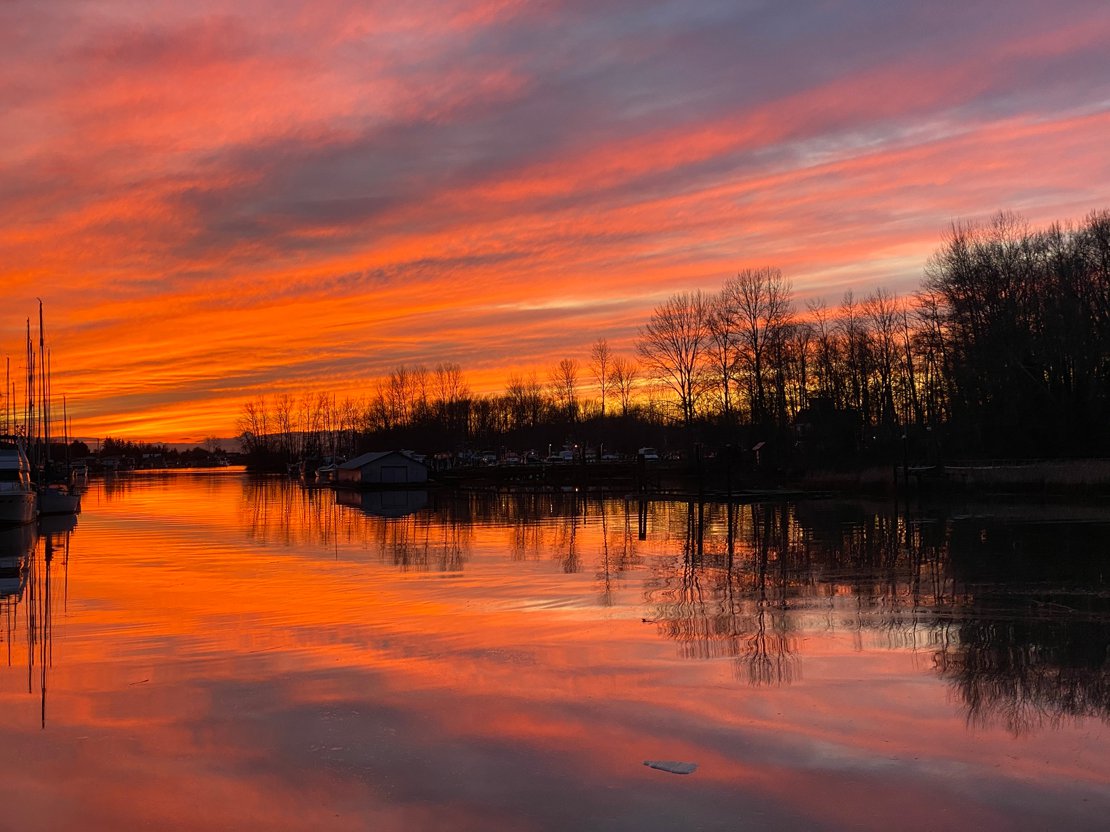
<box><xmin>240</xmin><ymin>208</ymin><xmax>1110</xmax><ymax>465</ymax></box>
<box><xmin>237</xmin><ymin>355</ymin><xmax>659</xmax><ymax>464</ymax></box>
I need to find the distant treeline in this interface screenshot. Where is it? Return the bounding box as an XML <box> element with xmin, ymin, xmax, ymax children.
<box><xmin>239</xmin><ymin>208</ymin><xmax>1110</xmax><ymax>466</ymax></box>
<box><xmin>72</xmin><ymin>437</ymin><xmax>230</xmax><ymax>468</ymax></box>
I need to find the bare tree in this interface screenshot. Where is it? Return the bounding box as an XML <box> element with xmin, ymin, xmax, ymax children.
<box><xmin>237</xmin><ymin>396</ymin><xmax>270</xmax><ymax>454</ymax></box>
<box><xmin>386</xmin><ymin>366</ymin><xmax>412</xmax><ymax>425</ymax></box>
<box><xmin>274</xmin><ymin>393</ymin><xmax>297</xmax><ymax>460</ymax></box>
<box><xmin>808</xmin><ymin>298</ymin><xmax>843</xmax><ymax>407</ymax></box>
<box><xmin>549</xmin><ymin>358</ymin><xmax>581</xmax><ymax>421</ymax></box>
<box><xmin>707</xmin><ymin>298</ymin><xmax>740</xmax><ymax>423</ymax></box>
<box><xmin>524</xmin><ymin>371</ymin><xmax>545</xmax><ymax>426</ymax></box>
<box><xmin>411</xmin><ymin>364</ymin><xmax>430</xmax><ymax>422</ymax></box>
<box><xmin>785</xmin><ymin>320</ymin><xmax>813</xmax><ymax>420</ymax></box>
<box><xmin>637</xmin><ymin>290</ymin><xmax>712</xmax><ymax>426</ymax></box>
<box><xmin>611</xmin><ymin>356</ymin><xmax>639</xmax><ymax>416</ymax></box>
<box><xmin>434</xmin><ymin>362</ymin><xmax>468</xmax><ymax>404</ymax></box>
<box><xmin>911</xmin><ymin>290</ymin><xmax>949</xmax><ymax>427</ymax></box>
<box><xmin>317</xmin><ymin>391</ymin><xmax>337</xmax><ymax>457</ymax></box>
<box><xmin>899</xmin><ymin>302</ymin><xmax>922</xmax><ymax>427</ymax></box>
<box><xmin>337</xmin><ymin>396</ymin><xmax>361</xmax><ymax>457</ymax></box>
<box><xmin>434</xmin><ymin>361</ymin><xmax>470</xmax><ymax>434</ymax></box>
<box><xmin>505</xmin><ymin>373</ymin><xmax>530</xmax><ymax>428</ymax></box>
<box><xmin>720</xmin><ymin>267</ymin><xmax>793</xmax><ymax>426</ymax></box>
<box><xmin>506</xmin><ymin>371</ymin><xmax>547</xmax><ymax>428</ymax></box>
<box><xmin>589</xmin><ymin>338</ymin><xmax>612</xmax><ymax>417</ymax></box>
<box><xmin>864</xmin><ymin>288</ymin><xmax>900</xmax><ymax>426</ymax></box>
<box><xmin>839</xmin><ymin>291</ymin><xmax>873</xmax><ymax>425</ymax></box>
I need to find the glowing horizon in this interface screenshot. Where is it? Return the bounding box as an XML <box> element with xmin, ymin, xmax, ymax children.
<box><xmin>2</xmin><ymin>1</ymin><xmax>1109</xmax><ymax>444</ymax></box>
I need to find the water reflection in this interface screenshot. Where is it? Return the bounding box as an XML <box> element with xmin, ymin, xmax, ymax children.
<box><xmin>637</xmin><ymin>497</ymin><xmax>1110</xmax><ymax>735</ymax></box>
<box><xmin>0</xmin><ymin>515</ymin><xmax>73</xmax><ymax>728</ymax></box>
<box><xmin>238</xmin><ymin>479</ymin><xmax>1108</xmax><ymax>734</ymax></box>
<box><xmin>335</xmin><ymin>489</ymin><xmax>429</xmax><ymax>518</ymax></box>
<box><xmin>4</xmin><ymin>473</ymin><xmax>1106</xmax><ymax>828</ymax></box>
<box><xmin>642</xmin><ymin>501</ymin><xmax>804</xmax><ymax>685</ymax></box>
<box><xmin>0</xmin><ymin>524</ymin><xmax>35</xmax><ymax>598</ymax></box>
<box><xmin>936</xmin><ymin>517</ymin><xmax>1110</xmax><ymax>734</ymax></box>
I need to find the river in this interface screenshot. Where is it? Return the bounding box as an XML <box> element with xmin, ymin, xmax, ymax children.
<box><xmin>0</xmin><ymin>471</ymin><xmax>1107</xmax><ymax>830</ymax></box>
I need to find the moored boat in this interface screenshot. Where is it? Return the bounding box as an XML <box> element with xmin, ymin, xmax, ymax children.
<box><xmin>29</xmin><ymin>301</ymin><xmax>81</xmax><ymax>518</ymax></box>
<box><xmin>0</xmin><ymin>439</ymin><xmax>37</xmax><ymax>527</ymax></box>
<box><xmin>38</xmin><ymin>481</ymin><xmax>80</xmax><ymax>516</ymax></box>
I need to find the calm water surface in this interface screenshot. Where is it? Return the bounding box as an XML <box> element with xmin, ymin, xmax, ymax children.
<box><xmin>1</xmin><ymin>472</ymin><xmax>1108</xmax><ymax>830</ymax></box>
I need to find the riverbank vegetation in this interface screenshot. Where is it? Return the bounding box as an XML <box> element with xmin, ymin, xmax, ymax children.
<box><xmin>239</xmin><ymin>209</ymin><xmax>1110</xmax><ymax>472</ymax></box>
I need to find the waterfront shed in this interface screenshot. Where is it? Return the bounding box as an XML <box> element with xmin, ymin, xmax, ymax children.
<box><xmin>337</xmin><ymin>451</ymin><xmax>429</xmax><ymax>485</ymax></box>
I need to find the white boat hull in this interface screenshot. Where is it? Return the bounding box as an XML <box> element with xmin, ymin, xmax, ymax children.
<box><xmin>0</xmin><ymin>492</ymin><xmax>37</xmax><ymax>527</ymax></box>
<box><xmin>39</xmin><ymin>485</ymin><xmax>81</xmax><ymax>516</ymax></box>
<box><xmin>0</xmin><ymin>441</ymin><xmax>36</xmax><ymax>527</ymax></box>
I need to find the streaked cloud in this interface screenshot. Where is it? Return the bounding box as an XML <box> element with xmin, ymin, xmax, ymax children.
<box><xmin>1</xmin><ymin>0</ymin><xmax>1108</xmax><ymax>441</ymax></box>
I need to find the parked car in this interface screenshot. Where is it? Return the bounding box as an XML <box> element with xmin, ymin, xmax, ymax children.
<box><xmin>638</xmin><ymin>447</ymin><xmax>660</xmax><ymax>462</ymax></box>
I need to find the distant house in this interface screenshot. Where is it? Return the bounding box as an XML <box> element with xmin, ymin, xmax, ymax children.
<box><xmin>337</xmin><ymin>451</ymin><xmax>429</xmax><ymax>486</ymax></box>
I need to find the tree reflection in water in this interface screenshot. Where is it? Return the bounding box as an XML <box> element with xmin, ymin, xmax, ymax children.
<box><xmin>644</xmin><ymin>498</ymin><xmax>1110</xmax><ymax>735</ymax></box>
<box><xmin>642</xmin><ymin>501</ymin><xmax>801</xmax><ymax>685</ymax></box>
<box><xmin>935</xmin><ymin>516</ymin><xmax>1110</xmax><ymax>735</ymax></box>
<box><xmin>237</xmin><ymin>478</ymin><xmax>1110</xmax><ymax>734</ymax></box>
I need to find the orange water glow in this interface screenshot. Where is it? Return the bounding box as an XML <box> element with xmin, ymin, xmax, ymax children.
<box><xmin>1</xmin><ymin>475</ymin><xmax>1107</xmax><ymax>829</ymax></box>
<box><xmin>1</xmin><ymin>2</ymin><xmax>1108</xmax><ymax>442</ymax></box>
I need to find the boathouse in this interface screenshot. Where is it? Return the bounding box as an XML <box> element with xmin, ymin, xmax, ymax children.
<box><xmin>336</xmin><ymin>451</ymin><xmax>429</xmax><ymax>486</ymax></box>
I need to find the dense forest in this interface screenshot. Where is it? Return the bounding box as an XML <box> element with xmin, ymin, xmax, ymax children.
<box><xmin>239</xmin><ymin>209</ymin><xmax>1110</xmax><ymax>468</ymax></box>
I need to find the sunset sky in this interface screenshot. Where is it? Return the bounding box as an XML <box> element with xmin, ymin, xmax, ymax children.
<box><xmin>2</xmin><ymin>0</ymin><xmax>1109</xmax><ymax>444</ymax></box>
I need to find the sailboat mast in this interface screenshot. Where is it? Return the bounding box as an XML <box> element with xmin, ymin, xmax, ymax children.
<box><xmin>25</xmin><ymin>319</ymin><xmax>34</xmax><ymax>458</ymax></box>
<box><xmin>39</xmin><ymin>301</ymin><xmax>49</xmax><ymax>472</ymax></box>
<box><xmin>63</xmin><ymin>394</ymin><xmax>71</xmax><ymax>472</ymax></box>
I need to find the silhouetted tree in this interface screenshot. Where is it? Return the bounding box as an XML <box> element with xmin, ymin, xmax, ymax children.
<box><xmin>924</xmin><ymin>209</ymin><xmax>1110</xmax><ymax>453</ymax></box>
<box><xmin>864</xmin><ymin>288</ymin><xmax>900</xmax><ymax>427</ymax></box>
<box><xmin>611</xmin><ymin>355</ymin><xmax>639</xmax><ymax>417</ymax></box>
<box><xmin>637</xmin><ymin>291</ymin><xmax>712</xmax><ymax>427</ymax></box>
<box><xmin>589</xmin><ymin>338</ymin><xmax>612</xmax><ymax>417</ymax></box>
<box><xmin>706</xmin><ymin>297</ymin><xmax>740</xmax><ymax>423</ymax></box>
<box><xmin>549</xmin><ymin>358</ymin><xmax>580</xmax><ymax>422</ymax></box>
<box><xmin>720</xmin><ymin>268</ymin><xmax>793</xmax><ymax>428</ymax></box>
<box><xmin>839</xmin><ymin>291</ymin><xmax>873</xmax><ymax>427</ymax></box>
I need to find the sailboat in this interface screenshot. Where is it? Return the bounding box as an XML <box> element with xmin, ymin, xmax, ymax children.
<box><xmin>32</xmin><ymin>302</ymin><xmax>80</xmax><ymax>517</ymax></box>
<box><xmin>38</xmin><ymin>390</ymin><xmax>80</xmax><ymax>516</ymax></box>
<box><xmin>38</xmin><ymin>481</ymin><xmax>80</xmax><ymax>516</ymax></box>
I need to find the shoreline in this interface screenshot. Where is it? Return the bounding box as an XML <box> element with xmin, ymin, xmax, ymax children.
<box><xmin>237</xmin><ymin>456</ymin><xmax>1110</xmax><ymax>500</ymax></box>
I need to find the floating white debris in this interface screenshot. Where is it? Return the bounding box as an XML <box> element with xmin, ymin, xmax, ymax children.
<box><xmin>643</xmin><ymin>760</ymin><xmax>697</xmax><ymax>775</ymax></box>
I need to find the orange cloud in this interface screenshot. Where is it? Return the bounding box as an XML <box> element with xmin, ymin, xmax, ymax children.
<box><xmin>1</xmin><ymin>1</ymin><xmax>1108</xmax><ymax>441</ymax></box>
